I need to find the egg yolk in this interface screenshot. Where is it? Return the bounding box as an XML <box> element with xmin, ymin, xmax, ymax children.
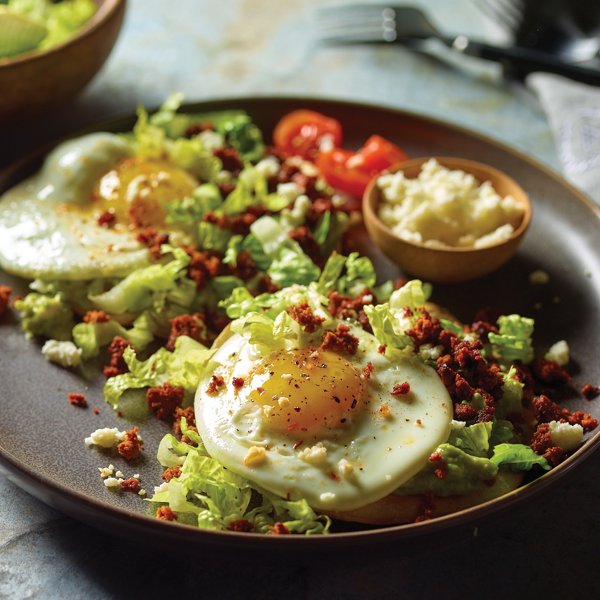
<box><xmin>249</xmin><ymin>347</ymin><xmax>365</xmax><ymax>437</ymax></box>
<box><xmin>92</xmin><ymin>157</ymin><xmax>198</xmax><ymax>227</ymax></box>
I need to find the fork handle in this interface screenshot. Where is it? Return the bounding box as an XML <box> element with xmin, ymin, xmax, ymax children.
<box><xmin>450</xmin><ymin>36</ymin><xmax>600</xmax><ymax>86</ymax></box>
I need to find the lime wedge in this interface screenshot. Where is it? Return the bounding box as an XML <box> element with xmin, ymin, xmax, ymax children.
<box><xmin>0</xmin><ymin>8</ymin><xmax>48</xmax><ymax>58</ymax></box>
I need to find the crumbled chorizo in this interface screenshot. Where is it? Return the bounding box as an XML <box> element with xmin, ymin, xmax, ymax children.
<box><xmin>361</xmin><ymin>362</ymin><xmax>374</xmax><ymax>380</ymax></box>
<box><xmin>531</xmin><ymin>394</ymin><xmax>598</xmax><ymax>431</ymax></box>
<box><xmin>156</xmin><ymin>506</ymin><xmax>177</xmax><ymax>521</ymax></box>
<box><xmin>162</xmin><ymin>465</ymin><xmax>182</xmax><ymax>482</ymax></box>
<box><xmin>228</xmin><ymin>519</ymin><xmax>254</xmax><ymax>532</ymax></box>
<box><xmin>286</xmin><ymin>302</ymin><xmax>324</xmax><ymax>333</ymax></box>
<box><xmin>83</xmin><ymin>310</ymin><xmax>111</xmax><ymax>324</ymax></box>
<box><xmin>117</xmin><ymin>427</ymin><xmax>143</xmax><ymax>461</ymax></box>
<box><xmin>320</xmin><ymin>323</ymin><xmax>359</xmax><ymax>355</ymax></box>
<box><xmin>231</xmin><ymin>250</ymin><xmax>258</xmax><ymax>281</ymax></box>
<box><xmin>327</xmin><ymin>289</ymin><xmax>375</xmax><ymax>333</ymax></box>
<box><xmin>103</xmin><ymin>336</ymin><xmax>134</xmax><ymax>378</ymax></box>
<box><xmin>581</xmin><ymin>383</ymin><xmax>600</xmax><ymax>400</ymax></box>
<box><xmin>136</xmin><ymin>227</ymin><xmax>170</xmax><ymax>260</ymax></box>
<box><xmin>531</xmin><ymin>358</ymin><xmax>572</xmax><ymax>385</ymax></box>
<box><xmin>230</xmin><ymin>210</ymin><xmax>262</xmax><ymax>235</ymax></box>
<box><xmin>120</xmin><ymin>478</ymin><xmax>141</xmax><ymax>493</ymax></box>
<box><xmin>203</xmin><ymin>210</ymin><xmax>230</xmax><ymax>229</ymax></box>
<box><xmin>255</xmin><ymin>274</ymin><xmax>280</xmax><ymax>294</ymax></box>
<box><xmin>67</xmin><ymin>392</ymin><xmax>88</xmax><ymax>408</ymax></box>
<box><xmin>97</xmin><ymin>210</ymin><xmax>116</xmax><ymax>228</ymax></box>
<box><xmin>146</xmin><ymin>382</ymin><xmax>185</xmax><ymax>420</ymax></box>
<box><xmin>184</xmin><ymin>247</ymin><xmax>224</xmax><ymax>290</ymax></box>
<box><xmin>530</xmin><ymin>423</ymin><xmax>567</xmax><ymax>466</ymax></box>
<box><xmin>184</xmin><ymin>122</ymin><xmax>214</xmax><ymax>137</ymax></box>
<box><xmin>232</xmin><ymin>377</ymin><xmax>245</xmax><ymax>391</ymax></box>
<box><xmin>288</xmin><ymin>226</ymin><xmax>321</xmax><ymax>264</ymax></box>
<box><xmin>407</xmin><ymin>310</ymin><xmax>456</xmax><ymax>351</ymax></box>
<box><xmin>391</xmin><ymin>382</ymin><xmax>411</xmax><ymax>396</ymax></box>
<box><xmin>172</xmin><ymin>406</ymin><xmax>196</xmax><ymax>435</ymax></box>
<box><xmin>271</xmin><ymin>522</ymin><xmax>290</xmax><ymax>535</ymax></box>
<box><xmin>166</xmin><ymin>313</ymin><xmax>209</xmax><ymax>351</ymax></box>
<box><xmin>206</xmin><ymin>375</ymin><xmax>225</xmax><ymax>395</ymax></box>
<box><xmin>0</xmin><ymin>285</ymin><xmax>12</xmax><ymax>319</ymax></box>
<box><xmin>214</xmin><ymin>147</ymin><xmax>244</xmax><ymax>175</ymax></box>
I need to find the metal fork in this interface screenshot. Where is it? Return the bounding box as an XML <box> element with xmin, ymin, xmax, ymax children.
<box><xmin>317</xmin><ymin>4</ymin><xmax>600</xmax><ymax>85</ymax></box>
<box><xmin>475</xmin><ymin>0</ymin><xmax>600</xmax><ymax>63</ymax></box>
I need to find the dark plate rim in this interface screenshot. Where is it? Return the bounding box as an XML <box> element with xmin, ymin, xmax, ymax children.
<box><xmin>1</xmin><ymin>95</ymin><xmax>599</xmax><ymax>550</ymax></box>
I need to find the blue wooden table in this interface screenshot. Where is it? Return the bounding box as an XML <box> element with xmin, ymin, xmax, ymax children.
<box><xmin>1</xmin><ymin>1</ymin><xmax>597</xmax><ymax>598</ymax></box>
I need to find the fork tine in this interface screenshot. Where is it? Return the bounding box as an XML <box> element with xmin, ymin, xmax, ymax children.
<box><xmin>317</xmin><ymin>4</ymin><xmax>397</xmax><ymax>44</ymax></box>
<box><xmin>474</xmin><ymin>0</ymin><xmax>523</xmax><ymax>32</ymax></box>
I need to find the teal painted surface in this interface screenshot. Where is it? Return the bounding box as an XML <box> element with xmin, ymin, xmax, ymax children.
<box><xmin>1</xmin><ymin>1</ymin><xmax>596</xmax><ymax>598</ymax></box>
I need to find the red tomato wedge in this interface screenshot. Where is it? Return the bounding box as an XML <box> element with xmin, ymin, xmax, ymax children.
<box><xmin>273</xmin><ymin>110</ymin><xmax>343</xmax><ymax>159</ymax></box>
<box><xmin>316</xmin><ymin>135</ymin><xmax>408</xmax><ymax>199</ymax></box>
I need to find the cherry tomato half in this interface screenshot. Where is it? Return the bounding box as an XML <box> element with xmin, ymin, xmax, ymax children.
<box><xmin>273</xmin><ymin>110</ymin><xmax>343</xmax><ymax>159</ymax></box>
<box><xmin>316</xmin><ymin>135</ymin><xmax>408</xmax><ymax>198</ymax></box>
<box><xmin>316</xmin><ymin>148</ymin><xmax>370</xmax><ymax>199</ymax></box>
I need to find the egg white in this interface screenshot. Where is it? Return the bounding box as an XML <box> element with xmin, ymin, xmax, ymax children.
<box><xmin>0</xmin><ymin>133</ymin><xmax>196</xmax><ymax>281</ymax></box>
<box><xmin>195</xmin><ymin>323</ymin><xmax>453</xmax><ymax>512</ymax></box>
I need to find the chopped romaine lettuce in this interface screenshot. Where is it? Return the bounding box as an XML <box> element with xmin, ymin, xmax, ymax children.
<box><xmin>14</xmin><ymin>292</ymin><xmax>74</xmax><ymax>340</ymax></box>
<box><xmin>490</xmin><ymin>443</ymin><xmax>550</xmax><ymax>471</ymax></box>
<box><xmin>488</xmin><ymin>314</ymin><xmax>535</xmax><ymax>365</ymax></box>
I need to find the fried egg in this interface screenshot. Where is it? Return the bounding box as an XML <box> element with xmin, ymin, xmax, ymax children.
<box><xmin>0</xmin><ymin>133</ymin><xmax>199</xmax><ymax>280</ymax></box>
<box><xmin>195</xmin><ymin>322</ymin><xmax>453</xmax><ymax>512</ymax></box>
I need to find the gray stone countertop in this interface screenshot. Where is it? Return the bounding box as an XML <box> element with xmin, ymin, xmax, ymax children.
<box><xmin>1</xmin><ymin>1</ymin><xmax>598</xmax><ymax>598</ymax></box>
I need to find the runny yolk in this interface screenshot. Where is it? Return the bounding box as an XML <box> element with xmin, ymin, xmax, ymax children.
<box><xmin>249</xmin><ymin>347</ymin><xmax>365</xmax><ymax>437</ymax></box>
<box><xmin>91</xmin><ymin>157</ymin><xmax>199</xmax><ymax>227</ymax></box>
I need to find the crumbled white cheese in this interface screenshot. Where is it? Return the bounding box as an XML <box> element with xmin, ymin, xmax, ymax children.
<box><xmin>98</xmin><ymin>465</ymin><xmax>115</xmax><ymax>479</ymax></box>
<box><xmin>254</xmin><ymin>156</ymin><xmax>280</xmax><ymax>178</ymax></box>
<box><xmin>544</xmin><ymin>340</ymin><xmax>570</xmax><ymax>367</ymax></box>
<box><xmin>377</xmin><ymin>159</ymin><xmax>524</xmax><ymax>249</ymax></box>
<box><xmin>138</xmin><ymin>489</ymin><xmax>147</xmax><ymax>497</ymax></box>
<box><xmin>115</xmin><ymin>470</ymin><xmax>124</xmax><ymax>479</ymax></box>
<box><xmin>297</xmin><ymin>443</ymin><xmax>328</xmax><ymax>465</ymax></box>
<box><xmin>41</xmin><ymin>340</ymin><xmax>82</xmax><ymax>368</ymax></box>
<box><xmin>84</xmin><ymin>427</ymin><xmax>125</xmax><ymax>448</ymax></box>
<box><xmin>529</xmin><ymin>269</ymin><xmax>550</xmax><ymax>285</ymax></box>
<box><xmin>319</xmin><ymin>492</ymin><xmax>336</xmax><ymax>503</ymax></box>
<box><xmin>549</xmin><ymin>420</ymin><xmax>583</xmax><ymax>450</ymax></box>
<box><xmin>153</xmin><ymin>482</ymin><xmax>169</xmax><ymax>494</ymax></box>
<box><xmin>277</xmin><ymin>396</ymin><xmax>290</xmax><ymax>408</ymax></box>
<box><xmin>197</xmin><ymin>130</ymin><xmax>224</xmax><ymax>151</ymax></box>
<box><xmin>419</xmin><ymin>343</ymin><xmax>445</xmax><ymax>361</ymax></box>
<box><xmin>103</xmin><ymin>477</ymin><xmax>123</xmax><ymax>489</ymax></box>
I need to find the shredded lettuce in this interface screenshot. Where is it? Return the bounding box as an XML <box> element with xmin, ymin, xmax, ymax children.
<box><xmin>151</xmin><ymin>434</ymin><xmax>330</xmax><ymax>534</ymax></box>
<box><xmin>72</xmin><ymin>312</ymin><xmax>157</xmax><ymax>359</ymax></box>
<box><xmin>251</xmin><ymin>216</ymin><xmax>320</xmax><ymax>287</ymax></box>
<box><xmin>165</xmin><ymin>184</ymin><xmax>222</xmax><ymax>225</ymax></box>
<box><xmin>14</xmin><ymin>293</ymin><xmax>74</xmax><ymax>340</ymax></box>
<box><xmin>490</xmin><ymin>443</ymin><xmax>550</xmax><ymax>471</ymax></box>
<box><xmin>103</xmin><ymin>335</ymin><xmax>211</xmax><ymax>411</ymax></box>
<box><xmin>447</xmin><ymin>422</ymin><xmax>493</xmax><ymax>457</ymax></box>
<box><xmin>89</xmin><ymin>247</ymin><xmax>191</xmax><ymax>315</ymax></box>
<box><xmin>488</xmin><ymin>314</ymin><xmax>535</xmax><ymax>365</ymax></box>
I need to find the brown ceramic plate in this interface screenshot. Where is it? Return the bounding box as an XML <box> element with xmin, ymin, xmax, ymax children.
<box><xmin>0</xmin><ymin>97</ymin><xmax>599</xmax><ymax>553</ymax></box>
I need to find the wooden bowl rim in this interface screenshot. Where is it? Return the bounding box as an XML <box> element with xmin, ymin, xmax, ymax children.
<box><xmin>0</xmin><ymin>0</ymin><xmax>124</xmax><ymax>69</ymax></box>
<box><xmin>363</xmin><ymin>155</ymin><xmax>532</xmax><ymax>256</ymax></box>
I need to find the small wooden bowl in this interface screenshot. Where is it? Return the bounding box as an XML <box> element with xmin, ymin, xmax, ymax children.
<box><xmin>363</xmin><ymin>157</ymin><xmax>532</xmax><ymax>284</ymax></box>
<box><xmin>0</xmin><ymin>0</ymin><xmax>125</xmax><ymax>122</ymax></box>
